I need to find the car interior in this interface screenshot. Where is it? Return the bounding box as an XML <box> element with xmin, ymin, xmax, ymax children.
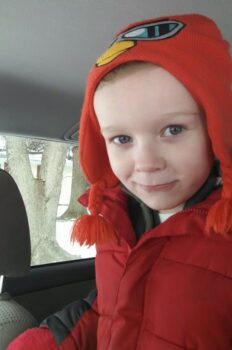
<box><xmin>0</xmin><ymin>1</ymin><xmax>231</xmax><ymax>348</ymax></box>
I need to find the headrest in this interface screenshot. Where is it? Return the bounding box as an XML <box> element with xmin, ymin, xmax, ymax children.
<box><xmin>0</xmin><ymin>169</ymin><xmax>30</xmax><ymax>277</ymax></box>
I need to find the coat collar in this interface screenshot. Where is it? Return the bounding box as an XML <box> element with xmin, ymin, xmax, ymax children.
<box><xmin>79</xmin><ymin>186</ymin><xmax>224</xmax><ymax>248</ymax></box>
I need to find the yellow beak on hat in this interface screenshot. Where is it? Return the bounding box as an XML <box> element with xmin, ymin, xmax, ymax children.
<box><xmin>96</xmin><ymin>40</ymin><xmax>135</xmax><ymax>67</ymax></box>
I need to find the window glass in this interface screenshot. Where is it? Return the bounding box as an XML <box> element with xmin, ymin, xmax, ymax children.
<box><xmin>0</xmin><ymin>135</ymin><xmax>96</xmax><ymax>265</ymax></box>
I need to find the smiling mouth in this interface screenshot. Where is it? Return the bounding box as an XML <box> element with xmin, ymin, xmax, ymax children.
<box><xmin>135</xmin><ymin>180</ymin><xmax>178</xmax><ymax>192</ymax></box>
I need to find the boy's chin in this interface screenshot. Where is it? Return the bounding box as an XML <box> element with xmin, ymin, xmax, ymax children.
<box><xmin>138</xmin><ymin>197</ymin><xmax>185</xmax><ymax>214</ymax></box>
<box><xmin>121</xmin><ymin>183</ymin><xmax>185</xmax><ymax>213</ymax></box>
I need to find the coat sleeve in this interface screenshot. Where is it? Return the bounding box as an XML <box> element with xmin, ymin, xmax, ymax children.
<box><xmin>7</xmin><ymin>289</ymin><xmax>98</xmax><ymax>350</ymax></box>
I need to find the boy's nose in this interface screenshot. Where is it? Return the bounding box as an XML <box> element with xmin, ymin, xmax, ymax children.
<box><xmin>134</xmin><ymin>144</ymin><xmax>166</xmax><ymax>172</ymax></box>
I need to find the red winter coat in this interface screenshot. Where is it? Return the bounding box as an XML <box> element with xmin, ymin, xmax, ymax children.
<box><xmin>8</xmin><ymin>187</ymin><xmax>232</xmax><ymax>350</ymax></box>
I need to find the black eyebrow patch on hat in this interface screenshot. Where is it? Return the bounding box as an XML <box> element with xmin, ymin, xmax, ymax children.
<box><xmin>117</xmin><ymin>20</ymin><xmax>185</xmax><ymax>42</ymax></box>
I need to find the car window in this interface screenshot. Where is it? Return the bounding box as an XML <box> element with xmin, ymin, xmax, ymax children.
<box><xmin>0</xmin><ymin>135</ymin><xmax>96</xmax><ymax>265</ymax></box>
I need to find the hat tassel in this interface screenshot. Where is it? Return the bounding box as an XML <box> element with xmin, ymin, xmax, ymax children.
<box><xmin>206</xmin><ymin>197</ymin><xmax>232</xmax><ymax>235</ymax></box>
<box><xmin>71</xmin><ymin>181</ymin><xmax>117</xmax><ymax>246</ymax></box>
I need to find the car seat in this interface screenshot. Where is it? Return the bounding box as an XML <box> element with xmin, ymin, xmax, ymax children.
<box><xmin>0</xmin><ymin>169</ymin><xmax>37</xmax><ymax>350</ymax></box>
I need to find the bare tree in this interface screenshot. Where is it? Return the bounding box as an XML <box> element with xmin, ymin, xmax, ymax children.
<box><xmin>5</xmin><ymin>136</ymin><xmax>81</xmax><ymax>265</ymax></box>
<box><xmin>59</xmin><ymin>146</ymin><xmax>88</xmax><ymax>220</ymax></box>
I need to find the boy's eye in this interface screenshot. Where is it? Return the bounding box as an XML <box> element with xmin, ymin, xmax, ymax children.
<box><xmin>163</xmin><ymin>125</ymin><xmax>184</xmax><ymax>136</ymax></box>
<box><xmin>112</xmin><ymin>135</ymin><xmax>132</xmax><ymax>144</ymax></box>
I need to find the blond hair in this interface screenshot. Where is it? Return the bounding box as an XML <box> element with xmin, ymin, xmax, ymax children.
<box><xmin>97</xmin><ymin>61</ymin><xmax>157</xmax><ymax>89</ymax></box>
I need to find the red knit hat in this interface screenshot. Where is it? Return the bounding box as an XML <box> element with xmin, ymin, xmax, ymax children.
<box><xmin>72</xmin><ymin>14</ymin><xmax>232</xmax><ymax>246</ymax></box>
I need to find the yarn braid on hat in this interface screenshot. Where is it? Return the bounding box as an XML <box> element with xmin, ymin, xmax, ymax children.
<box><xmin>71</xmin><ymin>180</ymin><xmax>117</xmax><ymax>246</ymax></box>
<box><xmin>72</xmin><ymin>13</ymin><xmax>232</xmax><ymax>246</ymax></box>
<box><xmin>206</xmin><ymin>166</ymin><xmax>232</xmax><ymax>234</ymax></box>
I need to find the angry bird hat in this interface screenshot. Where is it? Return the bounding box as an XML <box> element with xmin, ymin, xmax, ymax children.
<box><xmin>72</xmin><ymin>14</ymin><xmax>232</xmax><ymax>246</ymax></box>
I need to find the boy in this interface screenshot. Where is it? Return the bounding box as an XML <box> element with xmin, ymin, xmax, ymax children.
<box><xmin>8</xmin><ymin>13</ymin><xmax>232</xmax><ymax>350</ymax></box>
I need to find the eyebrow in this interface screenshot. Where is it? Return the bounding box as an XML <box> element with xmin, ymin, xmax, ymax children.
<box><xmin>100</xmin><ymin>111</ymin><xmax>201</xmax><ymax>133</ymax></box>
<box><xmin>161</xmin><ymin>111</ymin><xmax>203</xmax><ymax>124</ymax></box>
<box><xmin>100</xmin><ymin>126</ymin><xmax>124</xmax><ymax>134</ymax></box>
<box><xmin>160</xmin><ymin>111</ymin><xmax>201</xmax><ymax>118</ymax></box>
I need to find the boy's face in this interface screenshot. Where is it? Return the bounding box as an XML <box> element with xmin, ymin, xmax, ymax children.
<box><xmin>94</xmin><ymin>65</ymin><xmax>214</xmax><ymax>213</ymax></box>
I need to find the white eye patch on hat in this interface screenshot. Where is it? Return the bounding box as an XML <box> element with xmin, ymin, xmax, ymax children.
<box><xmin>115</xmin><ymin>20</ymin><xmax>185</xmax><ymax>42</ymax></box>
